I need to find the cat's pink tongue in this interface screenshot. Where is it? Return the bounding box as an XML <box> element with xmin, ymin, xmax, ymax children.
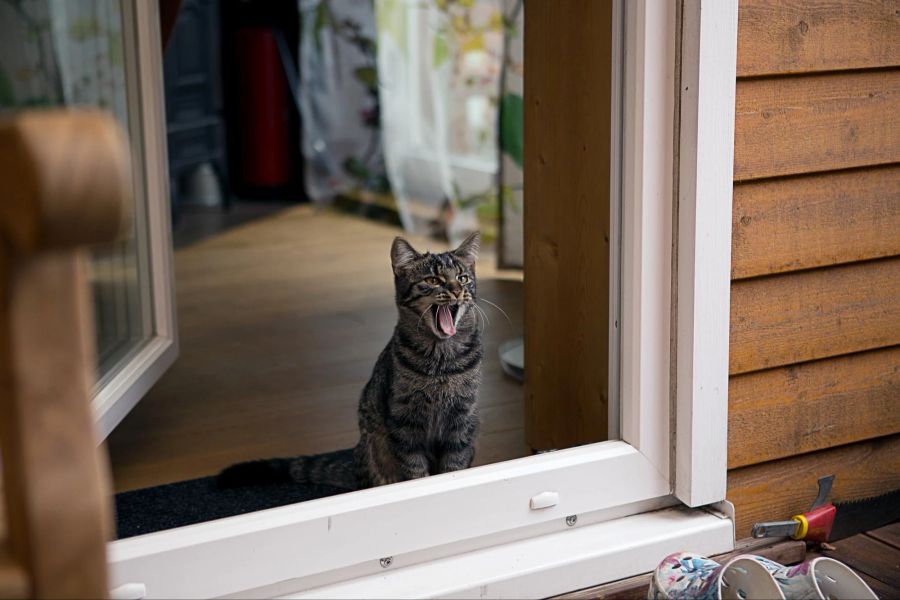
<box><xmin>437</xmin><ymin>305</ymin><xmax>456</xmax><ymax>336</ymax></box>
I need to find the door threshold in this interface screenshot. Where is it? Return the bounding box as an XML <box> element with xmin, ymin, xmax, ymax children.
<box><xmin>274</xmin><ymin>504</ymin><xmax>733</xmax><ymax>599</ymax></box>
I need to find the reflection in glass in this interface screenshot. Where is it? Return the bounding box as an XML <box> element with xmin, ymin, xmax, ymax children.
<box><xmin>0</xmin><ymin>0</ymin><xmax>152</xmax><ymax>380</ymax></box>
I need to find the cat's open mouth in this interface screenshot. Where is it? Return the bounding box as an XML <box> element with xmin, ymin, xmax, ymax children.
<box><xmin>432</xmin><ymin>304</ymin><xmax>460</xmax><ymax>337</ymax></box>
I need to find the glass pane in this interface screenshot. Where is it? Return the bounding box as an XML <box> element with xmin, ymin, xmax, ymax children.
<box><xmin>0</xmin><ymin>0</ymin><xmax>153</xmax><ymax>380</ymax></box>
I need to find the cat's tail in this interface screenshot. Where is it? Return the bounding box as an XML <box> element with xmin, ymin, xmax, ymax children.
<box><xmin>216</xmin><ymin>450</ymin><xmax>358</xmax><ymax>491</ymax></box>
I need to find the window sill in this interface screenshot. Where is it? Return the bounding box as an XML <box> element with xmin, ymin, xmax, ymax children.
<box><xmin>280</xmin><ymin>503</ymin><xmax>734</xmax><ymax>599</ymax></box>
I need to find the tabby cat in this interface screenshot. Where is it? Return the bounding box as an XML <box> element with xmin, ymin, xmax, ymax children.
<box><xmin>217</xmin><ymin>232</ymin><xmax>483</xmax><ymax>490</ymax></box>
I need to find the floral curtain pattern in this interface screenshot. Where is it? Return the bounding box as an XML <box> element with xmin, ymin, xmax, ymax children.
<box><xmin>0</xmin><ymin>0</ymin><xmax>60</xmax><ymax>108</ymax></box>
<box><xmin>298</xmin><ymin>0</ymin><xmax>389</xmax><ymax>203</ymax></box>
<box><xmin>497</xmin><ymin>0</ymin><xmax>523</xmax><ymax>267</ymax></box>
<box><xmin>375</xmin><ymin>0</ymin><xmax>504</xmax><ymax>244</ymax></box>
<box><xmin>296</xmin><ymin>0</ymin><xmax>523</xmax><ymax>253</ymax></box>
<box><xmin>0</xmin><ymin>0</ymin><xmax>126</xmax><ymax>122</ymax></box>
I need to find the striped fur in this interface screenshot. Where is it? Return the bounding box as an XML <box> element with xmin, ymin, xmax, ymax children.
<box><xmin>217</xmin><ymin>232</ymin><xmax>483</xmax><ymax>491</ymax></box>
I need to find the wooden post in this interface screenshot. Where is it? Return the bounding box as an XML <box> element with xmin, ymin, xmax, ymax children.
<box><xmin>0</xmin><ymin>110</ymin><xmax>128</xmax><ymax>598</ymax></box>
<box><xmin>524</xmin><ymin>0</ymin><xmax>613</xmax><ymax>451</ymax></box>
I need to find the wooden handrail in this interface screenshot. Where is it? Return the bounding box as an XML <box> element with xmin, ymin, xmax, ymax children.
<box><xmin>0</xmin><ymin>110</ymin><xmax>129</xmax><ymax>599</ymax></box>
<box><xmin>0</xmin><ymin>110</ymin><xmax>129</xmax><ymax>255</ymax></box>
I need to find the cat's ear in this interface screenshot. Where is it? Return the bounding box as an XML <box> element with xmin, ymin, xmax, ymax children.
<box><xmin>391</xmin><ymin>237</ymin><xmax>420</xmax><ymax>273</ymax></box>
<box><xmin>452</xmin><ymin>231</ymin><xmax>480</xmax><ymax>267</ymax></box>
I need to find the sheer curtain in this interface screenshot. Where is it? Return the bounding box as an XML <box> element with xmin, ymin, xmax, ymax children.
<box><xmin>497</xmin><ymin>0</ymin><xmax>523</xmax><ymax>268</ymax></box>
<box><xmin>298</xmin><ymin>0</ymin><xmax>389</xmax><ymax>203</ymax></box>
<box><xmin>374</xmin><ymin>0</ymin><xmax>504</xmax><ymax>245</ymax></box>
<box><xmin>0</xmin><ymin>0</ymin><xmax>150</xmax><ymax>379</ymax></box>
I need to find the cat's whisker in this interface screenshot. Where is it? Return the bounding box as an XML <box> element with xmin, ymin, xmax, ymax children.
<box><xmin>471</xmin><ymin>304</ymin><xmax>486</xmax><ymax>334</ymax></box>
<box><xmin>478</xmin><ymin>297</ymin><xmax>512</xmax><ymax>326</ymax></box>
<box><xmin>474</xmin><ymin>303</ymin><xmax>491</xmax><ymax>328</ymax></box>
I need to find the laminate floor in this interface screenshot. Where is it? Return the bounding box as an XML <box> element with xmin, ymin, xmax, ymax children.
<box><xmin>171</xmin><ymin>199</ymin><xmax>296</xmax><ymax>249</ymax></box>
<box><xmin>107</xmin><ymin>205</ymin><xmax>526</xmax><ymax>492</ymax></box>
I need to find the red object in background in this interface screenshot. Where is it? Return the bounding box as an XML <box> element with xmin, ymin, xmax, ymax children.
<box><xmin>802</xmin><ymin>503</ymin><xmax>837</xmax><ymax>543</ymax></box>
<box><xmin>235</xmin><ymin>27</ymin><xmax>291</xmax><ymax>188</ymax></box>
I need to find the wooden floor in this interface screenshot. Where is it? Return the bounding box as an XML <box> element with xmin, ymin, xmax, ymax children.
<box><xmin>555</xmin><ymin>523</ymin><xmax>900</xmax><ymax>598</ymax></box>
<box><xmin>811</xmin><ymin>522</ymin><xmax>900</xmax><ymax>597</ymax></box>
<box><xmin>107</xmin><ymin>206</ymin><xmax>526</xmax><ymax>493</ymax></box>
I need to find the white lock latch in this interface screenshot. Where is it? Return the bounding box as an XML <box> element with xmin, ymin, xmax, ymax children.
<box><xmin>110</xmin><ymin>583</ymin><xmax>147</xmax><ymax>600</ymax></box>
<box><xmin>529</xmin><ymin>491</ymin><xmax>559</xmax><ymax>510</ymax></box>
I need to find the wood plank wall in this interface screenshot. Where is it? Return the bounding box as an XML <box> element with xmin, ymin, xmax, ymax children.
<box><xmin>727</xmin><ymin>0</ymin><xmax>900</xmax><ymax>537</ymax></box>
<box><xmin>523</xmin><ymin>0</ymin><xmax>612</xmax><ymax>451</ymax></box>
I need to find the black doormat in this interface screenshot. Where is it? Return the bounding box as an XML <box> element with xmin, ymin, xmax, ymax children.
<box><xmin>114</xmin><ymin>449</ymin><xmax>352</xmax><ymax>539</ymax></box>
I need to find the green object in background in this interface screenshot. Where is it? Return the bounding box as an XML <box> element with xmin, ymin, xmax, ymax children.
<box><xmin>500</xmin><ymin>92</ymin><xmax>523</xmax><ymax>168</ymax></box>
<box><xmin>433</xmin><ymin>33</ymin><xmax>449</xmax><ymax>69</ymax></box>
<box><xmin>376</xmin><ymin>0</ymin><xmax>407</xmax><ymax>55</ymax></box>
<box><xmin>312</xmin><ymin>1</ymin><xmax>332</xmax><ymax>52</ymax></box>
<box><xmin>353</xmin><ymin>66</ymin><xmax>378</xmax><ymax>90</ymax></box>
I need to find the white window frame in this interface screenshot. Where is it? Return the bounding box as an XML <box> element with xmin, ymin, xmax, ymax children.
<box><xmin>91</xmin><ymin>0</ymin><xmax>178</xmax><ymax>440</ymax></box>
<box><xmin>107</xmin><ymin>1</ymin><xmax>738</xmax><ymax>597</ymax></box>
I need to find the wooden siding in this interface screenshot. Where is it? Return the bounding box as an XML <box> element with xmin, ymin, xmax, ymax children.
<box><xmin>732</xmin><ymin>166</ymin><xmax>900</xmax><ymax>279</ymax></box>
<box><xmin>734</xmin><ymin>69</ymin><xmax>900</xmax><ymax>181</ymax></box>
<box><xmin>730</xmin><ymin>257</ymin><xmax>900</xmax><ymax>374</ymax></box>
<box><xmin>728</xmin><ymin>0</ymin><xmax>900</xmax><ymax>536</ymax></box>
<box><xmin>729</xmin><ymin>347</ymin><xmax>900</xmax><ymax>468</ymax></box>
<box><xmin>729</xmin><ymin>435</ymin><xmax>900</xmax><ymax>538</ymax></box>
<box><xmin>737</xmin><ymin>0</ymin><xmax>900</xmax><ymax>77</ymax></box>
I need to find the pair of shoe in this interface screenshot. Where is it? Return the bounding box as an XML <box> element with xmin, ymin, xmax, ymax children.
<box><xmin>648</xmin><ymin>551</ymin><xmax>878</xmax><ymax>599</ymax></box>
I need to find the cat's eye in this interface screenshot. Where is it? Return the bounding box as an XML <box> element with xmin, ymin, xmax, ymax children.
<box><xmin>424</xmin><ymin>276</ymin><xmax>441</xmax><ymax>285</ymax></box>
<box><xmin>458</xmin><ymin>274</ymin><xmax>471</xmax><ymax>284</ymax></box>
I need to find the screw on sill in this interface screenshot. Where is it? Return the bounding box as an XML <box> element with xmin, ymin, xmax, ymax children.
<box><xmin>380</xmin><ymin>556</ymin><xmax>393</xmax><ymax>568</ymax></box>
<box><xmin>566</xmin><ymin>515</ymin><xmax>578</xmax><ymax>527</ymax></box>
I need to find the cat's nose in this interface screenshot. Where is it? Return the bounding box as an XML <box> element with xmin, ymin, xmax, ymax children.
<box><xmin>447</xmin><ymin>282</ymin><xmax>462</xmax><ymax>295</ymax></box>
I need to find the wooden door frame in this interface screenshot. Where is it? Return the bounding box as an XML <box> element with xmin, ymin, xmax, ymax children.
<box><xmin>523</xmin><ymin>0</ymin><xmax>613</xmax><ymax>451</ymax></box>
<box><xmin>107</xmin><ymin>1</ymin><xmax>738</xmax><ymax>596</ymax></box>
